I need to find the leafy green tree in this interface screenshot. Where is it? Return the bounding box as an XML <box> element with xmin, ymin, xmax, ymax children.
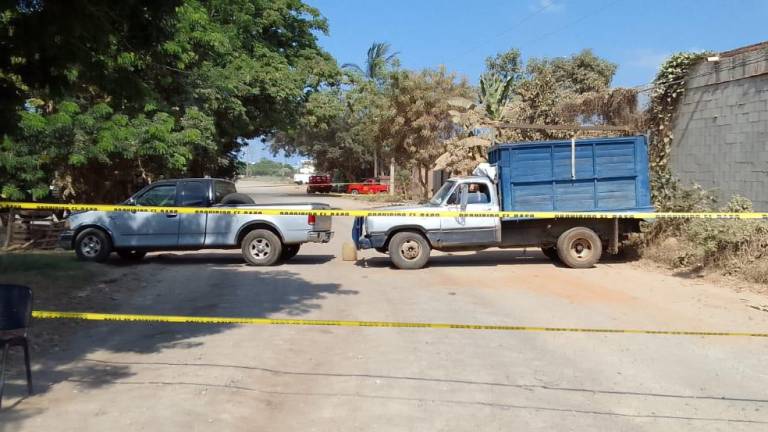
<box><xmin>527</xmin><ymin>49</ymin><xmax>617</xmax><ymax>95</ymax></box>
<box><xmin>484</xmin><ymin>48</ymin><xmax>523</xmax><ymax>82</ymax></box>
<box><xmin>381</xmin><ymin>67</ymin><xmax>471</xmax><ymax>199</ymax></box>
<box><xmin>273</xmin><ymin>78</ymin><xmax>387</xmax><ymax>181</ymax></box>
<box><xmin>0</xmin><ymin>0</ymin><xmax>337</xmax><ymax>202</ymax></box>
<box><xmin>242</xmin><ymin>158</ymin><xmax>294</xmax><ymax>177</ymax></box>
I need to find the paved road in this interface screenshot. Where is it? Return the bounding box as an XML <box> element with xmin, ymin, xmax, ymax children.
<box><xmin>3</xmin><ymin>180</ymin><xmax>768</xmax><ymax>431</ymax></box>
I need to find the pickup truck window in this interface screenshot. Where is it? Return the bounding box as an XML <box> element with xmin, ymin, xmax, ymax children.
<box><xmin>214</xmin><ymin>181</ymin><xmax>237</xmax><ymax>204</ymax></box>
<box><xmin>135</xmin><ymin>184</ymin><xmax>177</xmax><ymax>206</ymax></box>
<box><xmin>180</xmin><ymin>181</ymin><xmax>209</xmax><ymax>207</ymax></box>
<box><xmin>430</xmin><ymin>181</ymin><xmax>456</xmax><ymax>205</ymax></box>
<box><xmin>466</xmin><ymin>183</ymin><xmax>491</xmax><ymax>204</ymax></box>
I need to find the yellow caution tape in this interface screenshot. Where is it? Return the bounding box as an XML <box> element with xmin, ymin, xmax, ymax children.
<box><xmin>31</xmin><ymin>310</ymin><xmax>768</xmax><ymax>338</ymax></box>
<box><xmin>3</xmin><ymin>201</ymin><xmax>768</xmax><ymax>219</ymax></box>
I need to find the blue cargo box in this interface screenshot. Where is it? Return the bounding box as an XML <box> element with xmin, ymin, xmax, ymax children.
<box><xmin>488</xmin><ymin>135</ymin><xmax>653</xmax><ymax>214</ymax></box>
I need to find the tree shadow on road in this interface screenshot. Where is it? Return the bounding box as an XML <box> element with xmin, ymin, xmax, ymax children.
<box><xmin>0</xmin><ymin>265</ymin><xmax>356</xmax><ymax>426</ymax></box>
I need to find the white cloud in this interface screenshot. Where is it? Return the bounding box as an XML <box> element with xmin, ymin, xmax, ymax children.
<box><xmin>627</xmin><ymin>49</ymin><xmax>671</xmax><ymax>70</ymax></box>
<box><xmin>534</xmin><ymin>0</ymin><xmax>565</xmax><ymax>13</ymax></box>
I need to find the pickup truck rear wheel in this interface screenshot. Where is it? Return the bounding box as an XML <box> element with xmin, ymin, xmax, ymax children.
<box><xmin>74</xmin><ymin>228</ymin><xmax>112</xmax><ymax>263</ymax></box>
<box><xmin>556</xmin><ymin>227</ymin><xmax>602</xmax><ymax>269</ymax></box>
<box><xmin>389</xmin><ymin>232</ymin><xmax>430</xmax><ymax>270</ymax></box>
<box><xmin>241</xmin><ymin>229</ymin><xmax>282</xmax><ymax>266</ymax></box>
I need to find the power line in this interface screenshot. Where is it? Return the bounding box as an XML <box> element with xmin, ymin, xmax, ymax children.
<box><xmin>520</xmin><ymin>0</ymin><xmax>623</xmax><ymax>47</ymax></box>
<box><xmin>443</xmin><ymin>1</ymin><xmax>554</xmax><ymax>65</ymax></box>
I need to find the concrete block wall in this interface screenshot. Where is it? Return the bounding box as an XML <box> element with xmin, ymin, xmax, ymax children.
<box><xmin>670</xmin><ymin>47</ymin><xmax>768</xmax><ymax>210</ymax></box>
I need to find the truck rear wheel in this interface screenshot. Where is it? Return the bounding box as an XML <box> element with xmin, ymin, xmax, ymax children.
<box><xmin>556</xmin><ymin>227</ymin><xmax>602</xmax><ymax>269</ymax></box>
<box><xmin>389</xmin><ymin>232</ymin><xmax>430</xmax><ymax>270</ymax></box>
<box><xmin>241</xmin><ymin>229</ymin><xmax>282</xmax><ymax>266</ymax></box>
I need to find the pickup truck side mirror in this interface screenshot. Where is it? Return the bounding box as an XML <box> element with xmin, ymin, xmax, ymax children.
<box><xmin>459</xmin><ymin>184</ymin><xmax>469</xmax><ymax>211</ymax></box>
<box><xmin>125</xmin><ymin>197</ymin><xmax>136</xmax><ymax>206</ymax></box>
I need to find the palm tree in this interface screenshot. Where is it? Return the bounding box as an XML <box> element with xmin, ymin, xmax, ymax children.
<box><xmin>342</xmin><ymin>42</ymin><xmax>399</xmax><ymax>82</ymax></box>
<box><xmin>342</xmin><ymin>42</ymin><xmax>399</xmax><ymax>179</ymax></box>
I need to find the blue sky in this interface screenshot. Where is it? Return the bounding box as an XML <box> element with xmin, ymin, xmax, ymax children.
<box><xmin>309</xmin><ymin>0</ymin><xmax>767</xmax><ymax>87</ymax></box>
<box><xmin>244</xmin><ymin>0</ymin><xmax>767</xmax><ymax>164</ymax></box>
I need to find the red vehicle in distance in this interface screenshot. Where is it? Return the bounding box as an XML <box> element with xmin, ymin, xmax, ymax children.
<box><xmin>347</xmin><ymin>178</ymin><xmax>389</xmax><ymax>195</ymax></box>
<box><xmin>307</xmin><ymin>174</ymin><xmax>332</xmax><ymax>194</ymax></box>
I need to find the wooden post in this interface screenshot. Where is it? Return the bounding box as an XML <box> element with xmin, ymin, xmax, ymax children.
<box><xmin>4</xmin><ymin>208</ymin><xmax>13</xmax><ymax>249</ymax></box>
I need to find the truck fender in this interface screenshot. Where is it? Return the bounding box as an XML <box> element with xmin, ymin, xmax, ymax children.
<box><xmin>72</xmin><ymin>224</ymin><xmax>115</xmax><ymax>249</ymax></box>
<box><xmin>384</xmin><ymin>226</ymin><xmax>435</xmax><ymax>249</ymax></box>
<box><xmin>236</xmin><ymin>221</ymin><xmax>285</xmax><ymax>245</ymax></box>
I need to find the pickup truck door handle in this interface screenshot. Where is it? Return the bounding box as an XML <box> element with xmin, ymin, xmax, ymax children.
<box><xmin>166</xmin><ymin>213</ymin><xmax>178</xmax><ymax>218</ymax></box>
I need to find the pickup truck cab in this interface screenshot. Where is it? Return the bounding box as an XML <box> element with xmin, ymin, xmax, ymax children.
<box><xmin>59</xmin><ymin>178</ymin><xmax>333</xmax><ymax>265</ymax></box>
<box><xmin>354</xmin><ymin>136</ymin><xmax>653</xmax><ymax>269</ymax></box>
<box><xmin>347</xmin><ymin>178</ymin><xmax>388</xmax><ymax>195</ymax></box>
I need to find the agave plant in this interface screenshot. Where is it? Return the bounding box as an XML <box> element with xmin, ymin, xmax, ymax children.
<box><xmin>479</xmin><ymin>72</ymin><xmax>514</xmax><ymax>121</ymax></box>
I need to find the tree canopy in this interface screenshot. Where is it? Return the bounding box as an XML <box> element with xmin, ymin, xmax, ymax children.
<box><xmin>0</xmin><ymin>0</ymin><xmax>337</xmax><ymax>201</ymax></box>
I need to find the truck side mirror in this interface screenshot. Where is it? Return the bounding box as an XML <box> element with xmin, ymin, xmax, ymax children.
<box><xmin>459</xmin><ymin>184</ymin><xmax>469</xmax><ymax>211</ymax></box>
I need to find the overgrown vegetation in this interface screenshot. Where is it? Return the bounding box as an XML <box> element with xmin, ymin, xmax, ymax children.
<box><xmin>641</xmin><ymin>53</ymin><xmax>768</xmax><ymax>284</ymax></box>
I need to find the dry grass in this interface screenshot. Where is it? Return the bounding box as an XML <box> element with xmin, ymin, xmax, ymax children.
<box><xmin>641</xmin><ymin>195</ymin><xmax>768</xmax><ymax>284</ymax></box>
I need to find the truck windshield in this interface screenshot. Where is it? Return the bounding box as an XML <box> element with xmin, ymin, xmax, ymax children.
<box><xmin>429</xmin><ymin>181</ymin><xmax>456</xmax><ymax>205</ymax></box>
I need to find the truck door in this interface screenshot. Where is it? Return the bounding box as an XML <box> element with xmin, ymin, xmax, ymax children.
<box><xmin>440</xmin><ymin>182</ymin><xmax>499</xmax><ymax>246</ymax></box>
<box><xmin>111</xmin><ymin>183</ymin><xmax>180</xmax><ymax>248</ymax></box>
<box><xmin>178</xmin><ymin>180</ymin><xmax>209</xmax><ymax>247</ymax></box>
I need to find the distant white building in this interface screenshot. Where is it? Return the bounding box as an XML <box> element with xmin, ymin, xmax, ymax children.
<box><xmin>293</xmin><ymin>160</ymin><xmax>316</xmax><ymax>184</ymax></box>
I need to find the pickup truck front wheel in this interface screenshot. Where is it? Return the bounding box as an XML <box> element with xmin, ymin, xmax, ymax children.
<box><xmin>389</xmin><ymin>232</ymin><xmax>430</xmax><ymax>270</ymax></box>
<box><xmin>74</xmin><ymin>228</ymin><xmax>112</xmax><ymax>263</ymax></box>
<box><xmin>556</xmin><ymin>227</ymin><xmax>602</xmax><ymax>269</ymax></box>
<box><xmin>241</xmin><ymin>229</ymin><xmax>282</xmax><ymax>266</ymax></box>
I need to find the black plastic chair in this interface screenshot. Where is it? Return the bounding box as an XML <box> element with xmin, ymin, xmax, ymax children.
<box><xmin>0</xmin><ymin>285</ymin><xmax>33</xmax><ymax>409</ymax></box>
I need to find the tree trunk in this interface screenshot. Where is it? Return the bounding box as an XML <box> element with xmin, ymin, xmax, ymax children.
<box><xmin>418</xmin><ymin>163</ymin><xmax>430</xmax><ymax>201</ymax></box>
<box><xmin>389</xmin><ymin>157</ymin><xmax>395</xmax><ymax>196</ymax></box>
<box><xmin>373</xmin><ymin>145</ymin><xmax>378</xmax><ymax>178</ymax></box>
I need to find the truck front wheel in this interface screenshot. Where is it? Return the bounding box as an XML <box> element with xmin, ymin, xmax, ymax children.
<box><xmin>74</xmin><ymin>228</ymin><xmax>112</xmax><ymax>263</ymax></box>
<box><xmin>556</xmin><ymin>227</ymin><xmax>602</xmax><ymax>269</ymax></box>
<box><xmin>389</xmin><ymin>232</ymin><xmax>430</xmax><ymax>270</ymax></box>
<box><xmin>241</xmin><ymin>229</ymin><xmax>283</xmax><ymax>266</ymax></box>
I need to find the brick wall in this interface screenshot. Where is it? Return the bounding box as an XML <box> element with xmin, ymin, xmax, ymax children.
<box><xmin>669</xmin><ymin>46</ymin><xmax>768</xmax><ymax>210</ymax></box>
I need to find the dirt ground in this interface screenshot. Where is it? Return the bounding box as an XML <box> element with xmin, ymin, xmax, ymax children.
<box><xmin>2</xmin><ymin>180</ymin><xmax>768</xmax><ymax>431</ymax></box>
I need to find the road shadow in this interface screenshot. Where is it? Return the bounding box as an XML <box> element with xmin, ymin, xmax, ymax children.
<box><xmin>358</xmin><ymin>248</ymin><xmax>640</xmax><ymax>269</ymax></box>
<box><xmin>0</xmin><ymin>266</ymin><xmax>356</xmax><ymax>425</ymax></box>
<box><xmin>103</xmin><ymin>252</ymin><xmax>336</xmax><ymax>267</ymax></box>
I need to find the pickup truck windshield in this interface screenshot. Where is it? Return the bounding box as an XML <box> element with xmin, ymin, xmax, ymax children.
<box><xmin>429</xmin><ymin>180</ymin><xmax>456</xmax><ymax>205</ymax></box>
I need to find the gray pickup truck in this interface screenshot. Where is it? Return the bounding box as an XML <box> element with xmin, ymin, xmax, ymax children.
<box><xmin>59</xmin><ymin>178</ymin><xmax>333</xmax><ymax>265</ymax></box>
